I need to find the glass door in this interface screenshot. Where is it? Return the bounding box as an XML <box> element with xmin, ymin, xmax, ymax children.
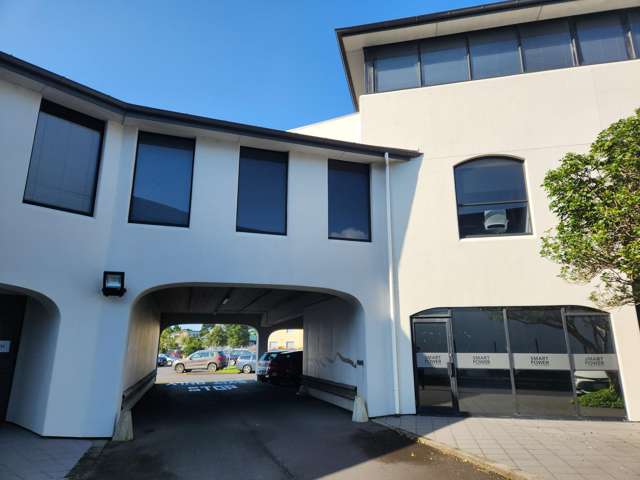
<box><xmin>413</xmin><ymin>319</ymin><xmax>458</xmax><ymax>413</ymax></box>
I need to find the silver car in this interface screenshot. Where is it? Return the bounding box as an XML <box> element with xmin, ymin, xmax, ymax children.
<box><xmin>236</xmin><ymin>352</ymin><xmax>257</xmax><ymax>374</ymax></box>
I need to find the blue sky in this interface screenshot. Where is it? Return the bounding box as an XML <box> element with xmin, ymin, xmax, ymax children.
<box><xmin>0</xmin><ymin>0</ymin><xmax>494</xmax><ymax>130</ymax></box>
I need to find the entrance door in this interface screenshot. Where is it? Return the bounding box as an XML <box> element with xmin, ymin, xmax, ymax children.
<box><xmin>413</xmin><ymin>319</ymin><xmax>458</xmax><ymax>413</ymax></box>
<box><xmin>0</xmin><ymin>295</ymin><xmax>25</xmax><ymax>421</ymax></box>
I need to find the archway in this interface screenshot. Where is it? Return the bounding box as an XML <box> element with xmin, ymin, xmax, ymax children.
<box><xmin>0</xmin><ymin>284</ymin><xmax>60</xmax><ymax>434</ymax></box>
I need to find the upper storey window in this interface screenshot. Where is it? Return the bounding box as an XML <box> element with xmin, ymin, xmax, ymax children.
<box><xmin>365</xmin><ymin>8</ymin><xmax>639</xmax><ymax>95</ymax></box>
<box><xmin>575</xmin><ymin>13</ymin><xmax>629</xmax><ymax>65</ymax></box>
<box><xmin>468</xmin><ymin>27</ymin><xmax>522</xmax><ymax>79</ymax></box>
<box><xmin>328</xmin><ymin>160</ymin><xmax>371</xmax><ymax>241</ymax></box>
<box><xmin>420</xmin><ymin>36</ymin><xmax>469</xmax><ymax>86</ymax></box>
<box><xmin>24</xmin><ymin>100</ymin><xmax>104</xmax><ymax>215</ymax></box>
<box><xmin>454</xmin><ymin>157</ymin><xmax>530</xmax><ymax>238</ymax></box>
<box><xmin>129</xmin><ymin>132</ymin><xmax>195</xmax><ymax>227</ymax></box>
<box><xmin>519</xmin><ymin>20</ymin><xmax>574</xmax><ymax>72</ymax></box>
<box><xmin>236</xmin><ymin>147</ymin><xmax>288</xmax><ymax>235</ymax></box>
<box><xmin>367</xmin><ymin>43</ymin><xmax>420</xmax><ymax>93</ymax></box>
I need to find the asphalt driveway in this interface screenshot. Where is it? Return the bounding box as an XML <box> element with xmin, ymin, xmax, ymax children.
<box><xmin>70</xmin><ymin>371</ymin><xmax>501</xmax><ymax>480</ymax></box>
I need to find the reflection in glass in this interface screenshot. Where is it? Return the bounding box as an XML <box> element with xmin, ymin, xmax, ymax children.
<box><xmin>520</xmin><ymin>20</ymin><xmax>574</xmax><ymax>72</ymax></box>
<box><xmin>328</xmin><ymin>160</ymin><xmax>370</xmax><ymax>241</ymax></box>
<box><xmin>454</xmin><ymin>158</ymin><xmax>530</xmax><ymax>238</ymax></box>
<box><xmin>631</xmin><ymin>11</ymin><xmax>640</xmax><ymax>56</ymax></box>
<box><xmin>457</xmin><ymin>369</ymin><xmax>514</xmax><ymax>415</ymax></box>
<box><xmin>469</xmin><ymin>27</ymin><xmax>522</xmax><ymax>79</ymax></box>
<box><xmin>507</xmin><ymin>308</ymin><xmax>575</xmax><ymax>416</ymax></box>
<box><xmin>420</xmin><ymin>36</ymin><xmax>469</xmax><ymax>86</ymax></box>
<box><xmin>452</xmin><ymin>308</ymin><xmax>506</xmax><ymax>353</ymax></box>
<box><xmin>129</xmin><ymin>132</ymin><xmax>194</xmax><ymax>227</ymax></box>
<box><xmin>236</xmin><ymin>147</ymin><xmax>288</xmax><ymax>235</ymax></box>
<box><xmin>576</xmin><ymin>13</ymin><xmax>629</xmax><ymax>65</ymax></box>
<box><xmin>372</xmin><ymin>44</ymin><xmax>420</xmax><ymax>92</ymax></box>
<box><xmin>514</xmin><ymin>370</ymin><xmax>575</xmax><ymax>416</ymax></box>
<box><xmin>414</xmin><ymin>322</ymin><xmax>453</xmax><ymax>410</ymax></box>
<box><xmin>567</xmin><ymin>315</ymin><xmax>624</xmax><ymax>418</ymax></box>
<box><xmin>24</xmin><ymin>101</ymin><xmax>103</xmax><ymax>215</ymax></box>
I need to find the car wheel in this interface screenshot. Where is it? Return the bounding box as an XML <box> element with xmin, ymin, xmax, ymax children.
<box><xmin>242</xmin><ymin>365</ymin><xmax>252</xmax><ymax>374</ymax></box>
<box><xmin>207</xmin><ymin>362</ymin><xmax>217</xmax><ymax>372</ymax></box>
<box><xmin>175</xmin><ymin>364</ymin><xmax>185</xmax><ymax>373</ymax></box>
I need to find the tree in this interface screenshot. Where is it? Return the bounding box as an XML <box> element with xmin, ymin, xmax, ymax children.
<box><xmin>206</xmin><ymin>325</ymin><xmax>228</xmax><ymax>348</ymax></box>
<box><xmin>182</xmin><ymin>336</ymin><xmax>203</xmax><ymax>356</ymax></box>
<box><xmin>199</xmin><ymin>324</ymin><xmax>213</xmax><ymax>336</ymax></box>
<box><xmin>226</xmin><ymin>324</ymin><xmax>251</xmax><ymax>348</ymax></box>
<box><xmin>541</xmin><ymin>109</ymin><xmax>640</xmax><ymax>309</ymax></box>
<box><xmin>159</xmin><ymin>328</ymin><xmax>178</xmax><ymax>353</ymax></box>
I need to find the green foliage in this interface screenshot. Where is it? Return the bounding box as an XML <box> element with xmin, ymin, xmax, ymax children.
<box><xmin>578</xmin><ymin>387</ymin><xmax>625</xmax><ymax>409</ymax></box>
<box><xmin>199</xmin><ymin>324</ymin><xmax>213</xmax><ymax>336</ymax></box>
<box><xmin>182</xmin><ymin>335</ymin><xmax>203</xmax><ymax>356</ymax></box>
<box><xmin>226</xmin><ymin>324</ymin><xmax>251</xmax><ymax>348</ymax></box>
<box><xmin>159</xmin><ymin>328</ymin><xmax>178</xmax><ymax>353</ymax></box>
<box><xmin>215</xmin><ymin>366</ymin><xmax>241</xmax><ymax>374</ymax></box>
<box><xmin>541</xmin><ymin>109</ymin><xmax>640</xmax><ymax>308</ymax></box>
<box><xmin>206</xmin><ymin>325</ymin><xmax>228</xmax><ymax>348</ymax></box>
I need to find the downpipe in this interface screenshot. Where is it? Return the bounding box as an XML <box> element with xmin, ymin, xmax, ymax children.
<box><xmin>385</xmin><ymin>152</ymin><xmax>401</xmax><ymax>415</ymax></box>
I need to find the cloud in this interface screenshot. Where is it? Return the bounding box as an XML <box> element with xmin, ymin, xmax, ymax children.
<box><xmin>331</xmin><ymin>228</ymin><xmax>368</xmax><ymax>240</ymax></box>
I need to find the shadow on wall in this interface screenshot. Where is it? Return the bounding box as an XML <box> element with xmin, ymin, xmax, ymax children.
<box><xmin>1</xmin><ymin>283</ymin><xmax>60</xmax><ymax>435</ymax></box>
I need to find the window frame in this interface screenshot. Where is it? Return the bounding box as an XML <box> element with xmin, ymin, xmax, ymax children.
<box><xmin>235</xmin><ymin>146</ymin><xmax>289</xmax><ymax>236</ymax></box>
<box><xmin>364</xmin><ymin>8</ymin><xmax>639</xmax><ymax>95</ymax></box>
<box><xmin>23</xmin><ymin>99</ymin><xmax>105</xmax><ymax>217</ymax></box>
<box><xmin>327</xmin><ymin>159</ymin><xmax>372</xmax><ymax>243</ymax></box>
<box><xmin>453</xmin><ymin>156</ymin><xmax>532</xmax><ymax>239</ymax></box>
<box><xmin>127</xmin><ymin>131</ymin><xmax>196</xmax><ymax>228</ymax></box>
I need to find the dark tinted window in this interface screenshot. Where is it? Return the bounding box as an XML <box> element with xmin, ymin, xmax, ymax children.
<box><xmin>24</xmin><ymin>100</ymin><xmax>103</xmax><ymax>215</ymax></box>
<box><xmin>469</xmin><ymin>28</ymin><xmax>522</xmax><ymax>79</ymax></box>
<box><xmin>328</xmin><ymin>160</ymin><xmax>371</xmax><ymax>241</ymax></box>
<box><xmin>452</xmin><ymin>308</ymin><xmax>506</xmax><ymax>353</ymax></box>
<box><xmin>507</xmin><ymin>308</ymin><xmax>567</xmax><ymax>353</ymax></box>
<box><xmin>420</xmin><ymin>36</ymin><xmax>469</xmax><ymax>86</ymax></box>
<box><xmin>129</xmin><ymin>132</ymin><xmax>194</xmax><ymax>227</ymax></box>
<box><xmin>454</xmin><ymin>157</ymin><xmax>530</xmax><ymax>237</ymax></box>
<box><xmin>566</xmin><ymin>315</ymin><xmax>615</xmax><ymax>354</ymax></box>
<box><xmin>630</xmin><ymin>11</ymin><xmax>640</xmax><ymax>55</ymax></box>
<box><xmin>576</xmin><ymin>13</ymin><xmax>629</xmax><ymax>65</ymax></box>
<box><xmin>371</xmin><ymin>43</ymin><xmax>420</xmax><ymax>92</ymax></box>
<box><xmin>236</xmin><ymin>147</ymin><xmax>288</xmax><ymax>235</ymax></box>
<box><xmin>520</xmin><ymin>20</ymin><xmax>574</xmax><ymax>72</ymax></box>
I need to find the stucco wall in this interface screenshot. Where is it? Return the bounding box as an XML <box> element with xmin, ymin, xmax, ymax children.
<box><xmin>0</xmin><ymin>75</ymin><xmax>396</xmax><ymax>435</ymax></box>
<box><xmin>303</xmin><ymin>298</ymin><xmax>365</xmax><ymax>394</ymax></box>
<box><xmin>290</xmin><ymin>113</ymin><xmax>361</xmax><ymax>143</ymax></box>
<box><xmin>360</xmin><ymin>59</ymin><xmax>640</xmax><ymax>418</ymax></box>
<box><xmin>122</xmin><ymin>295</ymin><xmax>160</xmax><ymax>391</ymax></box>
<box><xmin>6</xmin><ymin>296</ymin><xmax>59</xmax><ymax>433</ymax></box>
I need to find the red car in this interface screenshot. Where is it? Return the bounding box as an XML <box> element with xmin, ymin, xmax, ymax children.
<box><xmin>265</xmin><ymin>350</ymin><xmax>302</xmax><ymax>385</ymax></box>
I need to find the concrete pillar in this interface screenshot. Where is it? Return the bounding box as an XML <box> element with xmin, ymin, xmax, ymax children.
<box><xmin>256</xmin><ymin>326</ymin><xmax>273</xmax><ymax>359</ymax></box>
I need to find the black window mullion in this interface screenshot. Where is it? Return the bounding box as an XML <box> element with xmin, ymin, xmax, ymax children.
<box><xmin>417</xmin><ymin>41</ymin><xmax>424</xmax><ymax>86</ymax></box>
<box><xmin>516</xmin><ymin>26</ymin><xmax>526</xmax><ymax>73</ymax></box>
<box><xmin>465</xmin><ymin>34</ymin><xmax>473</xmax><ymax>79</ymax></box>
<box><xmin>623</xmin><ymin>11</ymin><xmax>637</xmax><ymax>59</ymax></box>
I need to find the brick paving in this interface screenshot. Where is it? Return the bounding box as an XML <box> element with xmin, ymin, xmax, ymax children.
<box><xmin>0</xmin><ymin>423</ymin><xmax>92</xmax><ymax>480</ymax></box>
<box><xmin>375</xmin><ymin>415</ymin><xmax>640</xmax><ymax>480</ymax></box>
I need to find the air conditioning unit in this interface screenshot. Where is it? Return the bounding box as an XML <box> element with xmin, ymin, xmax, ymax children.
<box><xmin>484</xmin><ymin>209</ymin><xmax>508</xmax><ymax>233</ymax></box>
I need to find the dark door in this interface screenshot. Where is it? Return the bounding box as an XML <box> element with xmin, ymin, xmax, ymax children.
<box><xmin>0</xmin><ymin>295</ymin><xmax>25</xmax><ymax>421</ymax></box>
<box><xmin>413</xmin><ymin>319</ymin><xmax>459</xmax><ymax>413</ymax></box>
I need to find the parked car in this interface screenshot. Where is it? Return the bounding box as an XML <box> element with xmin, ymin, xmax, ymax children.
<box><xmin>157</xmin><ymin>353</ymin><xmax>174</xmax><ymax>367</ymax></box>
<box><xmin>236</xmin><ymin>352</ymin><xmax>257</xmax><ymax>374</ymax></box>
<box><xmin>173</xmin><ymin>350</ymin><xmax>228</xmax><ymax>373</ymax></box>
<box><xmin>256</xmin><ymin>351</ymin><xmax>284</xmax><ymax>382</ymax></box>
<box><xmin>157</xmin><ymin>354</ymin><xmax>168</xmax><ymax>367</ymax></box>
<box><xmin>227</xmin><ymin>349</ymin><xmax>250</xmax><ymax>366</ymax></box>
<box><xmin>265</xmin><ymin>350</ymin><xmax>302</xmax><ymax>385</ymax></box>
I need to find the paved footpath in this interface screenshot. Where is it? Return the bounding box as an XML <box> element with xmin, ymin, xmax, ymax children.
<box><xmin>375</xmin><ymin>415</ymin><xmax>640</xmax><ymax>480</ymax></box>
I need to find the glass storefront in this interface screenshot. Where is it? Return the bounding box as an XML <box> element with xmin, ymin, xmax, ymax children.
<box><xmin>412</xmin><ymin>306</ymin><xmax>626</xmax><ymax>419</ymax></box>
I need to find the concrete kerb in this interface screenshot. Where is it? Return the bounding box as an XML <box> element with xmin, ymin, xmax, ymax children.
<box><xmin>372</xmin><ymin>419</ymin><xmax>537</xmax><ymax>480</ymax></box>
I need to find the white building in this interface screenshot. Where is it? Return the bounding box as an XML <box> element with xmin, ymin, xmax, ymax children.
<box><xmin>1</xmin><ymin>0</ymin><xmax>639</xmax><ymax>438</ymax></box>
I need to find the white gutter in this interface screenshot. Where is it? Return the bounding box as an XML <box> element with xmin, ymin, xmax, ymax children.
<box><xmin>384</xmin><ymin>152</ymin><xmax>401</xmax><ymax>415</ymax></box>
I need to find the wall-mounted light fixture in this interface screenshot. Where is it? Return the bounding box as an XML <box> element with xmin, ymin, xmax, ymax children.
<box><xmin>102</xmin><ymin>271</ymin><xmax>126</xmax><ymax>297</ymax></box>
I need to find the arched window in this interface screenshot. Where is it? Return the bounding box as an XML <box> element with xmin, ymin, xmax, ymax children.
<box><xmin>454</xmin><ymin>157</ymin><xmax>531</xmax><ymax>238</ymax></box>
